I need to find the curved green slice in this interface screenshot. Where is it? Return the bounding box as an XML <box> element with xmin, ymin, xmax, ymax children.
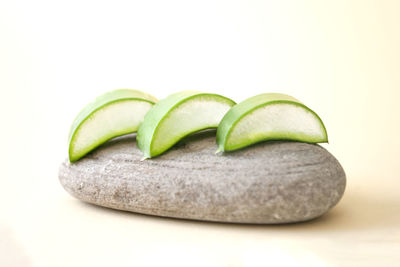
<box><xmin>137</xmin><ymin>91</ymin><xmax>236</xmax><ymax>159</ymax></box>
<box><xmin>69</xmin><ymin>89</ymin><xmax>158</xmax><ymax>162</ymax></box>
<box><xmin>216</xmin><ymin>93</ymin><xmax>328</xmax><ymax>152</ymax></box>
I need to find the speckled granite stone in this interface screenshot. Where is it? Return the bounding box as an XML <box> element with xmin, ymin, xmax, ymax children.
<box><xmin>59</xmin><ymin>131</ymin><xmax>346</xmax><ymax>224</ymax></box>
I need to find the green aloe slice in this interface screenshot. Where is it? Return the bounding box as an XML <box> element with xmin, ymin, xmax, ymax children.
<box><xmin>216</xmin><ymin>93</ymin><xmax>328</xmax><ymax>152</ymax></box>
<box><xmin>137</xmin><ymin>91</ymin><xmax>236</xmax><ymax>159</ymax></box>
<box><xmin>68</xmin><ymin>89</ymin><xmax>157</xmax><ymax>162</ymax></box>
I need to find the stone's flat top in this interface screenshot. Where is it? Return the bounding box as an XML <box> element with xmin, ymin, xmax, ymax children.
<box><xmin>59</xmin><ymin>131</ymin><xmax>346</xmax><ymax>224</ymax></box>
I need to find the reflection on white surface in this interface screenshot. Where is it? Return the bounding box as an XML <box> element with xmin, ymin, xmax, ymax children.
<box><xmin>0</xmin><ymin>225</ymin><xmax>32</xmax><ymax>267</ymax></box>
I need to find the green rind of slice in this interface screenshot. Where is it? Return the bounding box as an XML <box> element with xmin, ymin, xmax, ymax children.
<box><xmin>136</xmin><ymin>91</ymin><xmax>236</xmax><ymax>159</ymax></box>
<box><xmin>216</xmin><ymin>93</ymin><xmax>328</xmax><ymax>152</ymax></box>
<box><xmin>68</xmin><ymin>89</ymin><xmax>158</xmax><ymax>162</ymax></box>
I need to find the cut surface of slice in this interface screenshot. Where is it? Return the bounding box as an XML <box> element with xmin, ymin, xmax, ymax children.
<box><xmin>216</xmin><ymin>93</ymin><xmax>328</xmax><ymax>152</ymax></box>
<box><xmin>69</xmin><ymin>89</ymin><xmax>157</xmax><ymax>162</ymax></box>
<box><xmin>137</xmin><ymin>91</ymin><xmax>235</xmax><ymax>158</ymax></box>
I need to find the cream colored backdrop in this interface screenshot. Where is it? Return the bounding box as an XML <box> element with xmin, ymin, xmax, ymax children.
<box><xmin>1</xmin><ymin>1</ymin><xmax>399</xmax><ymax>266</ymax></box>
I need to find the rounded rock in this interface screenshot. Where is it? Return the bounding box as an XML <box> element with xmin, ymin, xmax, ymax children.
<box><xmin>58</xmin><ymin>131</ymin><xmax>346</xmax><ymax>224</ymax></box>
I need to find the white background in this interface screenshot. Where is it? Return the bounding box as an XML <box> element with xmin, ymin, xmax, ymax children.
<box><xmin>1</xmin><ymin>0</ymin><xmax>399</xmax><ymax>266</ymax></box>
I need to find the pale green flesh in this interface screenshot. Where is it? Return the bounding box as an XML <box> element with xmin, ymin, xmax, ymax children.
<box><xmin>69</xmin><ymin>100</ymin><xmax>154</xmax><ymax>162</ymax></box>
<box><xmin>68</xmin><ymin>89</ymin><xmax>157</xmax><ymax>162</ymax></box>
<box><xmin>137</xmin><ymin>91</ymin><xmax>235</xmax><ymax>158</ymax></box>
<box><xmin>69</xmin><ymin>89</ymin><xmax>157</xmax><ymax>143</ymax></box>
<box><xmin>151</xmin><ymin>97</ymin><xmax>233</xmax><ymax>157</ymax></box>
<box><xmin>217</xmin><ymin>93</ymin><xmax>328</xmax><ymax>152</ymax></box>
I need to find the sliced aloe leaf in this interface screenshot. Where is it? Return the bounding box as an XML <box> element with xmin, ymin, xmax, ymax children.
<box><xmin>68</xmin><ymin>89</ymin><xmax>157</xmax><ymax>162</ymax></box>
<box><xmin>216</xmin><ymin>93</ymin><xmax>328</xmax><ymax>152</ymax></box>
<box><xmin>137</xmin><ymin>91</ymin><xmax>235</xmax><ymax>158</ymax></box>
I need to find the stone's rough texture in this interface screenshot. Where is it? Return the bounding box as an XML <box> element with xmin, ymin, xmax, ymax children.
<box><xmin>59</xmin><ymin>132</ymin><xmax>346</xmax><ymax>224</ymax></box>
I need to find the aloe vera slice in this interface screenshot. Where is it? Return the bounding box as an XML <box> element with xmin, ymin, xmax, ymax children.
<box><xmin>68</xmin><ymin>89</ymin><xmax>157</xmax><ymax>162</ymax></box>
<box><xmin>216</xmin><ymin>93</ymin><xmax>328</xmax><ymax>152</ymax></box>
<box><xmin>137</xmin><ymin>91</ymin><xmax>235</xmax><ymax>159</ymax></box>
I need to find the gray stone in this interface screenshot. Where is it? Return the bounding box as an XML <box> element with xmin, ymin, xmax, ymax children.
<box><xmin>59</xmin><ymin>131</ymin><xmax>346</xmax><ymax>224</ymax></box>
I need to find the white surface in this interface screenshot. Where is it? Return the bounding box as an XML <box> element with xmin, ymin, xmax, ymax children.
<box><xmin>1</xmin><ymin>0</ymin><xmax>399</xmax><ymax>266</ymax></box>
